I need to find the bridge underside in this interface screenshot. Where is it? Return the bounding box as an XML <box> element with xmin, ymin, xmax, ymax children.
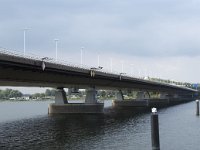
<box><xmin>0</xmin><ymin>57</ymin><xmax>196</xmax><ymax>92</ymax></box>
<box><xmin>0</xmin><ymin>63</ymin><xmax>196</xmax><ymax>93</ymax></box>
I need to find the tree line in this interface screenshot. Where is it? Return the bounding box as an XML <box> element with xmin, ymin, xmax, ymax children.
<box><xmin>0</xmin><ymin>86</ymin><xmax>199</xmax><ymax>100</ymax></box>
<box><xmin>31</xmin><ymin>89</ymin><xmax>56</xmax><ymax>99</ymax></box>
<box><xmin>0</xmin><ymin>88</ymin><xmax>56</xmax><ymax>100</ymax></box>
<box><xmin>0</xmin><ymin>89</ymin><xmax>23</xmax><ymax>99</ymax></box>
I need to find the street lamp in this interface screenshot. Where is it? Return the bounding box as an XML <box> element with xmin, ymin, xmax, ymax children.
<box><xmin>120</xmin><ymin>60</ymin><xmax>124</xmax><ymax>73</ymax></box>
<box><xmin>54</xmin><ymin>39</ymin><xmax>59</xmax><ymax>61</ymax></box>
<box><xmin>110</xmin><ymin>58</ymin><xmax>113</xmax><ymax>72</ymax></box>
<box><xmin>81</xmin><ymin>47</ymin><xmax>84</xmax><ymax>67</ymax></box>
<box><xmin>23</xmin><ymin>28</ymin><xmax>30</xmax><ymax>56</ymax></box>
<box><xmin>130</xmin><ymin>64</ymin><xmax>134</xmax><ymax>76</ymax></box>
<box><xmin>138</xmin><ymin>69</ymin><xmax>141</xmax><ymax>78</ymax></box>
<box><xmin>97</xmin><ymin>55</ymin><xmax>100</xmax><ymax>67</ymax></box>
<box><xmin>144</xmin><ymin>68</ymin><xmax>147</xmax><ymax>77</ymax></box>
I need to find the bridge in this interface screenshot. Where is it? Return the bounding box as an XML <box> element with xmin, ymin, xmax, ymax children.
<box><xmin>0</xmin><ymin>48</ymin><xmax>197</xmax><ymax>113</ymax></box>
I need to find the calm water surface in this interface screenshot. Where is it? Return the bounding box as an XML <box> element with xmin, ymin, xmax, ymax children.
<box><xmin>0</xmin><ymin>100</ymin><xmax>199</xmax><ymax>150</ymax></box>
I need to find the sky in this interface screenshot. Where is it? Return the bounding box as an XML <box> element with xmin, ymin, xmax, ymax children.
<box><xmin>1</xmin><ymin>0</ymin><xmax>200</xmax><ymax>93</ymax></box>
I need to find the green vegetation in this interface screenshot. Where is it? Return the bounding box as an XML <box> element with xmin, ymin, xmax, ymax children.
<box><xmin>0</xmin><ymin>88</ymin><xmax>22</xmax><ymax>99</ymax></box>
<box><xmin>45</xmin><ymin>89</ymin><xmax>56</xmax><ymax>97</ymax></box>
<box><xmin>0</xmin><ymin>88</ymin><xmax>56</xmax><ymax>101</ymax></box>
<box><xmin>0</xmin><ymin>81</ymin><xmax>199</xmax><ymax>101</ymax></box>
<box><xmin>30</xmin><ymin>89</ymin><xmax>56</xmax><ymax>99</ymax></box>
<box><xmin>97</xmin><ymin>90</ymin><xmax>115</xmax><ymax>99</ymax></box>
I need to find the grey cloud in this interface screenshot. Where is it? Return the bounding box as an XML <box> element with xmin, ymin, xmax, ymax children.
<box><xmin>1</xmin><ymin>0</ymin><xmax>200</xmax><ymax>57</ymax></box>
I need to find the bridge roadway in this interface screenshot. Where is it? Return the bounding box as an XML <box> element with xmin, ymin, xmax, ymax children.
<box><xmin>0</xmin><ymin>49</ymin><xmax>197</xmax><ymax>113</ymax></box>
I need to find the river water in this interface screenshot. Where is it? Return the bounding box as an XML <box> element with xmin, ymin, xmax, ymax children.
<box><xmin>0</xmin><ymin>100</ymin><xmax>199</xmax><ymax>150</ymax></box>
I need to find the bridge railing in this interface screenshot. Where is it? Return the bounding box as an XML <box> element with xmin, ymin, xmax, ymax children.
<box><xmin>0</xmin><ymin>47</ymin><xmax>44</xmax><ymax>62</ymax></box>
<box><xmin>0</xmin><ymin>47</ymin><xmax>123</xmax><ymax>75</ymax></box>
<box><xmin>0</xmin><ymin>47</ymin><xmax>176</xmax><ymax>80</ymax></box>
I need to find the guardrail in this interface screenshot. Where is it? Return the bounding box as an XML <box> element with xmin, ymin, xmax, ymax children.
<box><xmin>0</xmin><ymin>46</ymin><xmax>132</xmax><ymax>77</ymax></box>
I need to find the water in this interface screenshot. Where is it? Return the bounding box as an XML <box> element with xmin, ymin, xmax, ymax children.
<box><xmin>0</xmin><ymin>100</ymin><xmax>199</xmax><ymax>150</ymax></box>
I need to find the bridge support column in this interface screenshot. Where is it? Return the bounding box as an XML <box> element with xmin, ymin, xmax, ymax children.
<box><xmin>55</xmin><ymin>88</ymin><xmax>68</xmax><ymax>104</ymax></box>
<box><xmin>85</xmin><ymin>87</ymin><xmax>97</xmax><ymax>104</ymax></box>
<box><xmin>48</xmin><ymin>87</ymin><xmax>104</xmax><ymax>114</ymax></box>
<box><xmin>112</xmin><ymin>90</ymin><xmax>151</xmax><ymax>108</ymax></box>
<box><xmin>159</xmin><ymin>92</ymin><xmax>168</xmax><ymax>99</ymax></box>
<box><xmin>115</xmin><ymin>90</ymin><xmax>124</xmax><ymax>101</ymax></box>
<box><xmin>136</xmin><ymin>91</ymin><xmax>150</xmax><ymax>100</ymax></box>
<box><xmin>112</xmin><ymin>90</ymin><xmax>124</xmax><ymax>108</ymax></box>
<box><xmin>168</xmin><ymin>93</ymin><xmax>182</xmax><ymax>104</ymax></box>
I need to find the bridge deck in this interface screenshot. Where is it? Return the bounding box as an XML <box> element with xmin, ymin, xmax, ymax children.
<box><xmin>0</xmin><ymin>49</ymin><xmax>197</xmax><ymax>94</ymax></box>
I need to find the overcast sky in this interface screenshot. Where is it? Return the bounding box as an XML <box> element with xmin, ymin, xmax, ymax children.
<box><xmin>1</xmin><ymin>0</ymin><xmax>200</xmax><ymax>93</ymax></box>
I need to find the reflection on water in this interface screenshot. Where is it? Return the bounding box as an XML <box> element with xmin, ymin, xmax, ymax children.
<box><xmin>0</xmin><ymin>112</ymin><xmax>150</xmax><ymax>150</ymax></box>
<box><xmin>0</xmin><ymin>100</ymin><xmax>199</xmax><ymax>150</ymax></box>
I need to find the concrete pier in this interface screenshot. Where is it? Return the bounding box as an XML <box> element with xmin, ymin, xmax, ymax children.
<box><xmin>136</xmin><ymin>91</ymin><xmax>150</xmax><ymax>99</ymax></box>
<box><xmin>112</xmin><ymin>98</ymin><xmax>194</xmax><ymax>109</ymax></box>
<box><xmin>112</xmin><ymin>99</ymin><xmax>149</xmax><ymax>108</ymax></box>
<box><xmin>48</xmin><ymin>103</ymin><xmax>104</xmax><ymax>114</ymax></box>
<box><xmin>115</xmin><ymin>90</ymin><xmax>124</xmax><ymax>101</ymax></box>
<box><xmin>48</xmin><ymin>87</ymin><xmax>104</xmax><ymax>114</ymax></box>
<box><xmin>85</xmin><ymin>87</ymin><xmax>97</xmax><ymax>104</ymax></box>
<box><xmin>55</xmin><ymin>88</ymin><xmax>68</xmax><ymax>104</ymax></box>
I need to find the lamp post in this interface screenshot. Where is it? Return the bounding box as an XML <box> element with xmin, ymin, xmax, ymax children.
<box><xmin>23</xmin><ymin>28</ymin><xmax>30</xmax><ymax>56</ymax></box>
<box><xmin>98</xmin><ymin>55</ymin><xmax>100</xmax><ymax>67</ymax></box>
<box><xmin>81</xmin><ymin>47</ymin><xmax>84</xmax><ymax>67</ymax></box>
<box><xmin>121</xmin><ymin>60</ymin><xmax>124</xmax><ymax>73</ymax></box>
<box><xmin>145</xmin><ymin>68</ymin><xmax>148</xmax><ymax>77</ymax></box>
<box><xmin>138</xmin><ymin>69</ymin><xmax>141</xmax><ymax>78</ymax></box>
<box><xmin>131</xmin><ymin>64</ymin><xmax>134</xmax><ymax>76</ymax></box>
<box><xmin>54</xmin><ymin>39</ymin><xmax>59</xmax><ymax>61</ymax></box>
<box><xmin>110</xmin><ymin>58</ymin><xmax>113</xmax><ymax>72</ymax></box>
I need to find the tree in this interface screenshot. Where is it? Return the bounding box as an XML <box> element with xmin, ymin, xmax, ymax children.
<box><xmin>0</xmin><ymin>90</ymin><xmax>2</xmax><ymax>99</ymax></box>
<box><xmin>50</xmin><ymin>89</ymin><xmax>56</xmax><ymax>96</ymax></box>
<box><xmin>45</xmin><ymin>89</ymin><xmax>51</xmax><ymax>96</ymax></box>
<box><xmin>0</xmin><ymin>89</ymin><xmax>22</xmax><ymax>99</ymax></box>
<box><xmin>9</xmin><ymin>90</ymin><xmax>22</xmax><ymax>98</ymax></box>
<box><xmin>100</xmin><ymin>90</ymin><xmax>106</xmax><ymax>98</ymax></box>
<box><xmin>45</xmin><ymin>89</ymin><xmax>56</xmax><ymax>96</ymax></box>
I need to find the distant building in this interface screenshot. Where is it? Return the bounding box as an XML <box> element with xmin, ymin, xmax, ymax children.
<box><xmin>22</xmin><ymin>94</ymin><xmax>31</xmax><ymax>100</ymax></box>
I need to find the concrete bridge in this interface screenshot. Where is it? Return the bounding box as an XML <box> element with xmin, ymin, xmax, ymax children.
<box><xmin>0</xmin><ymin>48</ymin><xmax>197</xmax><ymax>113</ymax></box>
